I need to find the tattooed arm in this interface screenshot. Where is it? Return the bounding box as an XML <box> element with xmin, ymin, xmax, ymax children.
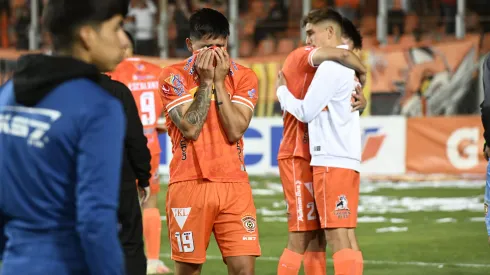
<box><xmin>168</xmin><ymin>82</ymin><xmax>213</xmax><ymax>141</ymax></box>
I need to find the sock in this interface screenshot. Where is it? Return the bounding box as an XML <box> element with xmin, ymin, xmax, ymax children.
<box><xmin>332</xmin><ymin>248</ymin><xmax>356</xmax><ymax>275</ymax></box>
<box><xmin>143</xmin><ymin>208</ymin><xmax>162</xmax><ymax>260</ymax></box>
<box><xmin>354</xmin><ymin>251</ymin><xmax>363</xmax><ymax>275</ymax></box>
<box><xmin>304</xmin><ymin>251</ymin><xmax>327</xmax><ymax>275</ymax></box>
<box><xmin>277</xmin><ymin>248</ymin><xmax>303</xmax><ymax>275</ymax></box>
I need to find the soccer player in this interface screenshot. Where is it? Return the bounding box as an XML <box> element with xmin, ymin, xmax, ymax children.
<box><xmin>276</xmin><ymin>13</ymin><xmax>366</xmax><ymax>275</ymax></box>
<box><xmin>158</xmin><ymin>8</ymin><xmax>260</xmax><ymax>275</ymax></box>
<box><xmin>110</xmin><ymin>30</ymin><xmax>172</xmax><ymax>274</ymax></box>
<box><xmin>277</xmin><ymin>8</ymin><xmax>364</xmax><ymax>275</ymax></box>
<box><xmin>0</xmin><ymin>0</ymin><xmax>128</xmax><ymax>274</ymax></box>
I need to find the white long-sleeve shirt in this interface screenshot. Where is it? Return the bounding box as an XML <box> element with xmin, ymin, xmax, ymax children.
<box><xmin>277</xmin><ymin>47</ymin><xmax>361</xmax><ymax>172</ymax></box>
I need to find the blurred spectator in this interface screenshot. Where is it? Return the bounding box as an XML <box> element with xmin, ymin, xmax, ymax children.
<box><xmin>0</xmin><ymin>0</ymin><xmax>10</xmax><ymax>48</ymax></box>
<box><xmin>193</xmin><ymin>0</ymin><xmax>227</xmax><ymax>14</ymax></box>
<box><xmin>127</xmin><ymin>0</ymin><xmax>158</xmax><ymax>56</ymax></box>
<box><xmin>335</xmin><ymin>0</ymin><xmax>359</xmax><ymax>22</ymax></box>
<box><xmin>387</xmin><ymin>0</ymin><xmax>409</xmax><ymax>36</ymax></box>
<box><xmin>440</xmin><ymin>0</ymin><xmax>456</xmax><ymax>34</ymax></box>
<box><xmin>168</xmin><ymin>0</ymin><xmax>191</xmax><ymax>57</ymax></box>
<box><xmin>13</xmin><ymin>3</ymin><xmax>29</xmax><ymax>50</ymax></box>
<box><xmin>253</xmin><ymin>0</ymin><xmax>288</xmax><ymax>46</ymax></box>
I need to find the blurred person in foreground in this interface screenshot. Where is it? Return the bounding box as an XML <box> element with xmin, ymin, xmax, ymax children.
<box><xmin>110</xmin><ymin>30</ymin><xmax>172</xmax><ymax>274</ymax></box>
<box><xmin>276</xmin><ymin>9</ymin><xmax>365</xmax><ymax>275</ymax></box>
<box><xmin>159</xmin><ymin>8</ymin><xmax>261</xmax><ymax>275</ymax></box>
<box><xmin>100</xmin><ymin>30</ymin><xmax>153</xmax><ymax>275</ymax></box>
<box><xmin>480</xmin><ymin>54</ymin><xmax>490</xmax><ymax>245</ymax></box>
<box><xmin>0</xmin><ymin>0</ymin><xmax>129</xmax><ymax>275</ymax></box>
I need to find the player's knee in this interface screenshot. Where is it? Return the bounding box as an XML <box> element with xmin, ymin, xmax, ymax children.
<box><xmin>307</xmin><ymin>229</ymin><xmax>327</xmax><ymax>251</ymax></box>
<box><xmin>325</xmin><ymin>228</ymin><xmax>349</xmax><ymax>244</ymax></box>
<box><xmin>287</xmin><ymin>231</ymin><xmax>315</xmax><ymax>254</ymax></box>
<box><xmin>226</xmin><ymin>256</ymin><xmax>255</xmax><ymax>275</ymax></box>
<box><xmin>174</xmin><ymin>261</ymin><xmax>201</xmax><ymax>275</ymax></box>
<box><xmin>142</xmin><ymin>194</ymin><xmax>158</xmax><ymax>209</ymax></box>
<box><xmin>347</xmin><ymin>228</ymin><xmax>360</xmax><ymax>251</ymax></box>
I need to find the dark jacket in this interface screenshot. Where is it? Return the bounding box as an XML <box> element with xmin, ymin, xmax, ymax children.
<box><xmin>0</xmin><ymin>54</ymin><xmax>125</xmax><ymax>275</ymax></box>
<box><xmin>99</xmin><ymin>74</ymin><xmax>151</xmax><ymax>189</ymax></box>
<box><xmin>481</xmin><ymin>55</ymin><xmax>490</xmax><ymax>145</ymax></box>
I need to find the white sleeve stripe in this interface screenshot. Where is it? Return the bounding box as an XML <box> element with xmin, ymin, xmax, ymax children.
<box><xmin>165</xmin><ymin>94</ymin><xmax>192</xmax><ymax>109</ymax></box>
<box><xmin>231</xmin><ymin>100</ymin><xmax>254</xmax><ymax>112</ymax></box>
<box><xmin>167</xmin><ymin>99</ymin><xmax>193</xmax><ymax>112</ymax></box>
<box><xmin>308</xmin><ymin>47</ymin><xmax>320</xmax><ymax>68</ymax></box>
<box><xmin>232</xmin><ymin>95</ymin><xmax>254</xmax><ymax>107</ymax></box>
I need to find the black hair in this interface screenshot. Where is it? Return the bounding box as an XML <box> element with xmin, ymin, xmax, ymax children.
<box><xmin>301</xmin><ymin>7</ymin><xmax>343</xmax><ymax>29</ymax></box>
<box><xmin>43</xmin><ymin>0</ymin><xmax>129</xmax><ymax>51</ymax></box>
<box><xmin>341</xmin><ymin>17</ymin><xmax>363</xmax><ymax>50</ymax></box>
<box><xmin>124</xmin><ymin>29</ymin><xmax>135</xmax><ymax>49</ymax></box>
<box><xmin>189</xmin><ymin>8</ymin><xmax>230</xmax><ymax>40</ymax></box>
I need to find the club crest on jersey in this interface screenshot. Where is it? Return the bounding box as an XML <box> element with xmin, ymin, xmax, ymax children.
<box><xmin>165</xmin><ymin>74</ymin><xmax>185</xmax><ymax>97</ymax></box>
<box><xmin>241</xmin><ymin>215</ymin><xmax>257</xmax><ymax>233</ymax></box>
<box><xmin>247</xmin><ymin>89</ymin><xmax>256</xmax><ymax>99</ymax></box>
<box><xmin>333</xmin><ymin>195</ymin><xmax>350</xmax><ymax>219</ymax></box>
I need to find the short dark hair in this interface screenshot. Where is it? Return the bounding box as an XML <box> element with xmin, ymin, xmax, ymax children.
<box><xmin>44</xmin><ymin>0</ymin><xmax>129</xmax><ymax>51</ymax></box>
<box><xmin>189</xmin><ymin>8</ymin><xmax>230</xmax><ymax>40</ymax></box>
<box><xmin>341</xmin><ymin>17</ymin><xmax>363</xmax><ymax>50</ymax></box>
<box><xmin>301</xmin><ymin>8</ymin><xmax>343</xmax><ymax>28</ymax></box>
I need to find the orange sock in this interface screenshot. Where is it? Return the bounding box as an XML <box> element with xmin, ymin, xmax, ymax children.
<box><xmin>304</xmin><ymin>251</ymin><xmax>326</xmax><ymax>275</ymax></box>
<box><xmin>354</xmin><ymin>251</ymin><xmax>363</xmax><ymax>275</ymax></box>
<box><xmin>143</xmin><ymin>208</ymin><xmax>162</xmax><ymax>260</ymax></box>
<box><xmin>332</xmin><ymin>249</ymin><xmax>356</xmax><ymax>275</ymax></box>
<box><xmin>277</xmin><ymin>248</ymin><xmax>303</xmax><ymax>275</ymax></box>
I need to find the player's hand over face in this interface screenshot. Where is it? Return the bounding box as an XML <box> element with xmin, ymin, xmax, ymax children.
<box><xmin>214</xmin><ymin>47</ymin><xmax>230</xmax><ymax>83</ymax></box>
<box><xmin>276</xmin><ymin>71</ymin><xmax>287</xmax><ymax>91</ymax></box>
<box><xmin>195</xmin><ymin>48</ymin><xmax>215</xmax><ymax>85</ymax></box>
<box><xmin>351</xmin><ymin>85</ymin><xmax>367</xmax><ymax>112</ymax></box>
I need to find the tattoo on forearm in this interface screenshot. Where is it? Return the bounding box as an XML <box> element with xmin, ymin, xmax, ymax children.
<box><xmin>169</xmin><ymin>83</ymin><xmax>212</xmax><ymax>139</ymax></box>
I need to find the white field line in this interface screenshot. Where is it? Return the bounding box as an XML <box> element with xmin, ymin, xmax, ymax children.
<box><xmin>158</xmin><ymin>253</ymin><xmax>490</xmax><ymax>269</ymax></box>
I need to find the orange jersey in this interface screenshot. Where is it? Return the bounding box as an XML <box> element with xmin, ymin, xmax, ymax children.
<box><xmin>277</xmin><ymin>46</ymin><xmax>318</xmax><ymax>161</ymax></box>
<box><xmin>111</xmin><ymin>58</ymin><xmax>164</xmax><ymax>155</ymax></box>
<box><xmin>159</xmin><ymin>56</ymin><xmax>258</xmax><ymax>184</ymax></box>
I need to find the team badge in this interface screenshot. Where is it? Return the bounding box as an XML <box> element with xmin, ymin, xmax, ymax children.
<box><xmin>241</xmin><ymin>215</ymin><xmax>257</xmax><ymax>233</ymax></box>
<box><xmin>164</xmin><ymin>74</ymin><xmax>185</xmax><ymax>96</ymax></box>
<box><xmin>333</xmin><ymin>195</ymin><xmax>351</xmax><ymax>219</ymax></box>
<box><xmin>247</xmin><ymin>89</ymin><xmax>256</xmax><ymax>99</ymax></box>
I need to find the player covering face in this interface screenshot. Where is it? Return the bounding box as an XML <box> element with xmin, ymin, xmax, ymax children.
<box><xmin>276</xmin><ymin>9</ymin><xmax>365</xmax><ymax>275</ymax></box>
<box><xmin>277</xmin><ymin>8</ymin><xmax>364</xmax><ymax>275</ymax></box>
<box><xmin>158</xmin><ymin>8</ymin><xmax>260</xmax><ymax>275</ymax></box>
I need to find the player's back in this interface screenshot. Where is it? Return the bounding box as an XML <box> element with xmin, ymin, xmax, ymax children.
<box><xmin>278</xmin><ymin>46</ymin><xmax>318</xmax><ymax>161</ymax></box>
<box><xmin>111</xmin><ymin>58</ymin><xmax>163</xmax><ymax>154</ymax></box>
<box><xmin>159</xmin><ymin>56</ymin><xmax>258</xmax><ymax>184</ymax></box>
<box><xmin>0</xmin><ymin>77</ymin><xmax>123</xmax><ymax>273</ymax></box>
<box><xmin>308</xmin><ymin>61</ymin><xmax>360</xmax><ymax>170</ymax></box>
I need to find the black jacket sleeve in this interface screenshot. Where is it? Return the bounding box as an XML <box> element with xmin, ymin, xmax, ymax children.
<box><xmin>114</xmin><ymin>80</ymin><xmax>152</xmax><ymax>188</ymax></box>
<box><xmin>481</xmin><ymin>55</ymin><xmax>490</xmax><ymax>145</ymax></box>
<box><xmin>99</xmin><ymin>75</ymin><xmax>152</xmax><ymax>188</ymax></box>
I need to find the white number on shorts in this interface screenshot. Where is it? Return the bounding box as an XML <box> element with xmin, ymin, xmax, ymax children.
<box><xmin>307</xmin><ymin>202</ymin><xmax>317</xmax><ymax>221</ymax></box>
<box><xmin>140</xmin><ymin>91</ymin><xmax>156</xmax><ymax>126</ymax></box>
<box><xmin>175</xmin><ymin>231</ymin><xmax>195</xmax><ymax>253</ymax></box>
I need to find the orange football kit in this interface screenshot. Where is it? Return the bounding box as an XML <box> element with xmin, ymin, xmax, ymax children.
<box><xmin>159</xmin><ymin>55</ymin><xmax>261</xmax><ymax>264</ymax></box>
<box><xmin>111</xmin><ymin>58</ymin><xmax>164</xmax><ymax>194</ymax></box>
<box><xmin>278</xmin><ymin>46</ymin><xmax>322</xmax><ymax>232</ymax></box>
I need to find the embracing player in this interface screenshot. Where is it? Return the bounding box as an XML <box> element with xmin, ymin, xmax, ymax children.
<box><xmin>158</xmin><ymin>8</ymin><xmax>260</xmax><ymax>275</ymax></box>
<box><xmin>277</xmin><ymin>8</ymin><xmax>364</xmax><ymax>275</ymax></box>
<box><xmin>276</xmin><ymin>11</ymin><xmax>366</xmax><ymax>275</ymax></box>
<box><xmin>110</xmin><ymin>31</ymin><xmax>171</xmax><ymax>274</ymax></box>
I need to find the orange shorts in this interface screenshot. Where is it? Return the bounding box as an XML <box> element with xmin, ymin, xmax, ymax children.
<box><xmin>166</xmin><ymin>180</ymin><xmax>261</xmax><ymax>264</ymax></box>
<box><xmin>312</xmin><ymin>166</ymin><xmax>360</xmax><ymax>229</ymax></box>
<box><xmin>149</xmin><ymin>153</ymin><xmax>160</xmax><ymax>194</ymax></box>
<box><xmin>278</xmin><ymin>158</ymin><xmax>321</xmax><ymax>232</ymax></box>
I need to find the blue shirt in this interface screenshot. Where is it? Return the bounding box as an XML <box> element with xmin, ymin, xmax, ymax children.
<box><xmin>0</xmin><ymin>79</ymin><xmax>126</xmax><ymax>275</ymax></box>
